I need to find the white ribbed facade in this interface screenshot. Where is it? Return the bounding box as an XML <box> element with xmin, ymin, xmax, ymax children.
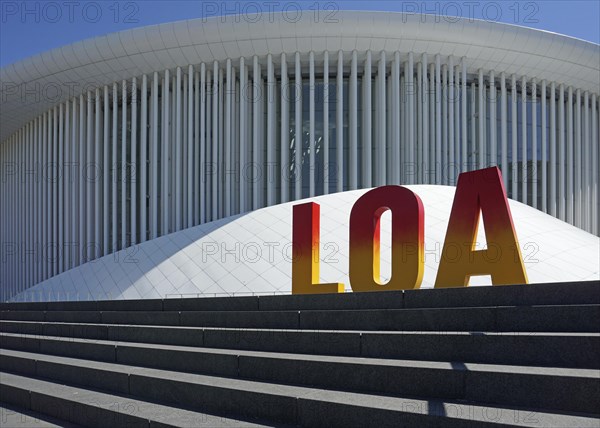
<box><xmin>1</xmin><ymin>12</ymin><xmax>599</xmax><ymax>301</ymax></box>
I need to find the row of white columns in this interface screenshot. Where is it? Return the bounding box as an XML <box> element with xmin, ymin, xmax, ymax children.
<box><xmin>1</xmin><ymin>50</ymin><xmax>599</xmax><ymax>301</ymax></box>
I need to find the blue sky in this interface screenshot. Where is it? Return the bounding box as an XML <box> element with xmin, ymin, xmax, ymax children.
<box><xmin>1</xmin><ymin>1</ymin><xmax>599</xmax><ymax>67</ymax></box>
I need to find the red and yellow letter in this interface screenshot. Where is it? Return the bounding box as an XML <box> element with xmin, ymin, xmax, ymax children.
<box><xmin>292</xmin><ymin>202</ymin><xmax>345</xmax><ymax>294</ymax></box>
<box><xmin>349</xmin><ymin>186</ymin><xmax>424</xmax><ymax>291</ymax></box>
<box><xmin>435</xmin><ymin>167</ymin><xmax>528</xmax><ymax>287</ymax></box>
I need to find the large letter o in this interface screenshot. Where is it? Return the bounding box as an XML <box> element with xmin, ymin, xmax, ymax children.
<box><xmin>349</xmin><ymin>186</ymin><xmax>424</xmax><ymax>292</ymax></box>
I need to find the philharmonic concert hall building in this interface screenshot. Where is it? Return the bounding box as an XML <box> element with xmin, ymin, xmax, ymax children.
<box><xmin>1</xmin><ymin>11</ymin><xmax>599</xmax><ymax>302</ymax></box>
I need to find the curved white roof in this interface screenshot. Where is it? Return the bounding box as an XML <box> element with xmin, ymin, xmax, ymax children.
<box><xmin>1</xmin><ymin>11</ymin><xmax>599</xmax><ymax>142</ymax></box>
<box><xmin>12</xmin><ymin>185</ymin><xmax>600</xmax><ymax>302</ymax></box>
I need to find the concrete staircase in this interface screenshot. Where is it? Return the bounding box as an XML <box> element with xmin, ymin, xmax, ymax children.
<box><xmin>1</xmin><ymin>281</ymin><xmax>599</xmax><ymax>427</ymax></box>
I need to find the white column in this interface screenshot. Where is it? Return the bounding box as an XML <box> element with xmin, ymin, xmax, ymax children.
<box><xmin>511</xmin><ymin>75</ymin><xmax>518</xmax><ymax>199</ymax></box>
<box><xmin>200</xmin><ymin>63</ymin><xmax>207</xmax><ymax>220</ymax></box>
<box><xmin>112</xmin><ymin>84</ymin><xmax>118</xmax><ymax>252</ymax></box>
<box><xmin>558</xmin><ymin>84</ymin><xmax>566</xmax><ymax>221</ymax></box>
<box><xmin>461</xmin><ymin>59</ymin><xmax>467</xmax><ymax>173</ymax></box>
<box><xmin>252</xmin><ymin>56</ymin><xmax>260</xmax><ymax>209</ymax></box>
<box><xmin>407</xmin><ymin>53</ymin><xmax>415</xmax><ymax>184</ymax></box>
<box><xmin>521</xmin><ymin>77</ymin><xmax>528</xmax><ymax>205</ymax></box>
<box><xmin>550</xmin><ymin>82</ymin><xmax>557</xmax><ymax>217</ymax></box>
<box><xmin>174</xmin><ymin>68</ymin><xmax>182</xmax><ymax>231</ymax></box>
<box><xmin>323</xmin><ymin>51</ymin><xmax>330</xmax><ymax>195</ymax></box>
<box><xmin>266</xmin><ymin>54</ymin><xmax>275</xmax><ymax>205</ymax></box>
<box><xmin>364</xmin><ymin>50</ymin><xmax>372</xmax><ymax>188</ymax></box>
<box><xmin>592</xmin><ymin>94</ymin><xmax>598</xmax><ymax>234</ymax></box>
<box><xmin>378</xmin><ymin>51</ymin><xmax>387</xmax><ymax>186</ymax></box>
<box><xmin>336</xmin><ymin>50</ymin><xmax>344</xmax><ymax>193</ymax></box>
<box><xmin>140</xmin><ymin>75</ymin><xmax>148</xmax><ymax>242</ymax></box>
<box><xmin>500</xmin><ymin>73</ymin><xmax>508</xmax><ymax>187</ymax></box>
<box><xmin>308</xmin><ymin>51</ymin><xmax>316</xmax><ymax>197</ymax></box>
<box><xmin>226</xmin><ymin>59</ymin><xmax>233</xmax><ymax>214</ymax></box>
<box><xmin>448</xmin><ymin>57</ymin><xmax>455</xmax><ymax>183</ymax></box>
<box><xmin>103</xmin><ymin>86</ymin><xmax>110</xmax><ymax>251</ymax></box>
<box><xmin>420</xmin><ymin>52</ymin><xmax>431</xmax><ymax>184</ymax></box>
<box><xmin>489</xmin><ymin>71</ymin><xmax>496</xmax><ymax>168</ymax></box>
<box><xmin>162</xmin><ymin>70</ymin><xmax>170</xmax><ymax>235</ymax></box>
<box><xmin>393</xmin><ymin>51</ymin><xmax>402</xmax><ymax>184</ymax></box>
<box><xmin>131</xmin><ymin>77</ymin><xmax>138</xmax><ymax>244</ymax></box>
<box><xmin>295</xmin><ymin>52</ymin><xmax>303</xmax><ymax>199</ymax></box>
<box><xmin>541</xmin><ymin>80</ymin><xmax>547</xmax><ymax>213</ymax></box>
<box><xmin>453</xmin><ymin>63</ymin><xmax>460</xmax><ymax>183</ymax></box>
<box><xmin>121</xmin><ymin>82</ymin><xmax>128</xmax><ymax>248</ymax></box>
<box><xmin>583</xmin><ymin>91</ymin><xmax>589</xmax><ymax>230</ymax></box>
<box><xmin>532</xmin><ymin>79</ymin><xmax>538</xmax><ymax>209</ymax></box>
<box><xmin>435</xmin><ymin>54</ymin><xmax>442</xmax><ymax>183</ymax></box>
<box><xmin>150</xmin><ymin>72</ymin><xmax>159</xmax><ymax>239</ymax></box>
<box><xmin>566</xmin><ymin>86</ymin><xmax>574</xmax><ymax>223</ymax></box>
<box><xmin>239</xmin><ymin>59</ymin><xmax>246</xmax><ymax>213</ymax></box>
<box><xmin>442</xmin><ymin>64</ymin><xmax>448</xmax><ymax>184</ymax></box>
<box><xmin>478</xmin><ymin>69</ymin><xmax>485</xmax><ymax>170</ymax></box>
<box><xmin>574</xmin><ymin>88</ymin><xmax>582</xmax><ymax>227</ymax></box>
<box><xmin>280</xmin><ymin>54</ymin><xmax>289</xmax><ymax>203</ymax></box>
<box><xmin>85</xmin><ymin>93</ymin><xmax>93</xmax><ymax>262</ymax></box>
<box><xmin>194</xmin><ymin>69</ymin><xmax>200</xmax><ymax>224</ymax></box>
<box><xmin>58</xmin><ymin>104</ymin><xmax>64</xmax><ymax>273</ymax></box>
<box><xmin>188</xmin><ymin>65</ymin><xmax>195</xmax><ymax>226</ymax></box>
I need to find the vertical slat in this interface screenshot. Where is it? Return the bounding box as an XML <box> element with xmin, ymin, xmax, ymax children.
<box><xmin>187</xmin><ymin>65</ymin><xmax>195</xmax><ymax>226</ymax></box>
<box><xmin>419</xmin><ymin>53</ymin><xmax>427</xmax><ymax>184</ymax></box>
<box><xmin>111</xmin><ymin>85</ymin><xmax>117</xmax><ymax>253</ymax></box>
<box><xmin>592</xmin><ymin>94</ymin><xmax>598</xmax><ymax>234</ymax></box>
<box><xmin>378</xmin><ymin>51</ymin><xmax>387</xmax><ymax>186</ymax></box>
<box><xmin>252</xmin><ymin>56</ymin><xmax>260</xmax><ymax>209</ymax></box>
<box><xmin>140</xmin><ymin>76</ymin><xmax>148</xmax><ymax>241</ymax></box>
<box><xmin>448</xmin><ymin>57</ymin><xmax>455</xmax><ymax>183</ymax></box>
<box><xmin>532</xmin><ymin>79</ymin><xmax>538</xmax><ymax>209</ymax></box>
<box><xmin>489</xmin><ymin>71</ymin><xmax>496</xmax><ymax>168</ymax></box>
<box><xmin>58</xmin><ymin>104</ymin><xmax>64</xmax><ymax>273</ymax></box>
<box><xmin>103</xmin><ymin>86</ymin><xmax>110</xmax><ymax>251</ymax></box>
<box><xmin>162</xmin><ymin>69</ymin><xmax>170</xmax><ymax>235</ymax></box>
<box><xmin>323</xmin><ymin>51</ymin><xmax>330</xmax><ymax>195</ymax></box>
<box><xmin>226</xmin><ymin>59</ymin><xmax>233</xmax><ymax>214</ymax></box>
<box><xmin>150</xmin><ymin>73</ymin><xmax>158</xmax><ymax>239</ymax></box>
<box><xmin>280</xmin><ymin>54</ymin><xmax>288</xmax><ymax>203</ymax></box>
<box><xmin>194</xmin><ymin>69</ymin><xmax>200</xmax><ymax>225</ymax></box>
<box><xmin>582</xmin><ymin>91</ymin><xmax>589</xmax><ymax>231</ymax></box>
<box><xmin>364</xmin><ymin>50</ymin><xmax>372</xmax><ymax>188</ymax></box>
<box><xmin>131</xmin><ymin>77</ymin><xmax>138</xmax><ymax>244</ymax></box>
<box><xmin>391</xmin><ymin>51</ymin><xmax>400</xmax><ymax>184</ymax></box>
<box><xmin>295</xmin><ymin>52</ymin><xmax>303</xmax><ymax>199</ymax></box>
<box><xmin>309</xmin><ymin>51</ymin><xmax>315</xmax><ymax>197</ymax></box>
<box><xmin>511</xmin><ymin>75</ymin><xmax>518</xmax><ymax>200</ymax></box>
<box><xmin>238</xmin><ymin>59</ymin><xmax>246</xmax><ymax>213</ymax></box>
<box><xmin>550</xmin><ymin>82</ymin><xmax>557</xmax><ymax>217</ymax></box>
<box><xmin>121</xmin><ymin>82</ymin><xmax>128</xmax><ymax>249</ymax></box>
<box><xmin>174</xmin><ymin>68</ymin><xmax>182</xmax><ymax>231</ymax></box>
<box><xmin>521</xmin><ymin>77</ymin><xmax>528</xmax><ymax>205</ymax></box>
<box><xmin>336</xmin><ymin>50</ymin><xmax>344</xmax><ymax>193</ymax></box>
<box><xmin>435</xmin><ymin>54</ymin><xmax>441</xmax><ymax>184</ymax></box>
<box><xmin>558</xmin><ymin>84</ymin><xmax>566</xmax><ymax>221</ymax></box>
<box><xmin>461</xmin><ymin>58</ymin><xmax>467</xmax><ymax>174</ymax></box>
<box><xmin>500</xmin><ymin>73</ymin><xmax>508</xmax><ymax>187</ymax></box>
<box><xmin>574</xmin><ymin>88</ymin><xmax>582</xmax><ymax>227</ymax></box>
<box><xmin>442</xmin><ymin>63</ymin><xmax>448</xmax><ymax>184</ymax></box>
<box><xmin>566</xmin><ymin>86</ymin><xmax>574</xmax><ymax>224</ymax></box>
<box><xmin>478</xmin><ymin>69</ymin><xmax>485</xmax><ymax>170</ymax></box>
<box><xmin>78</xmin><ymin>97</ymin><xmax>85</xmax><ymax>265</ymax></box>
<box><xmin>541</xmin><ymin>80</ymin><xmax>547</xmax><ymax>213</ymax></box>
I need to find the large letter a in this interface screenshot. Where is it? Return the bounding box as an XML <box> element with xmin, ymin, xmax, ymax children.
<box><xmin>435</xmin><ymin>167</ymin><xmax>528</xmax><ymax>288</ymax></box>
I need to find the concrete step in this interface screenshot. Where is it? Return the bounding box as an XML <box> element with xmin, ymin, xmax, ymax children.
<box><xmin>2</xmin><ymin>338</ymin><xmax>599</xmax><ymax>414</ymax></box>
<box><xmin>2</xmin><ymin>320</ymin><xmax>599</xmax><ymax>369</ymax></box>
<box><xmin>2</xmin><ymin>304</ymin><xmax>599</xmax><ymax>332</ymax></box>
<box><xmin>0</xmin><ymin>372</ymin><xmax>271</xmax><ymax>427</ymax></box>
<box><xmin>1</xmin><ymin>359</ymin><xmax>599</xmax><ymax>427</ymax></box>
<box><xmin>0</xmin><ymin>403</ymin><xmax>80</xmax><ymax>427</ymax></box>
<box><xmin>2</xmin><ymin>281</ymin><xmax>598</xmax><ymax>313</ymax></box>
